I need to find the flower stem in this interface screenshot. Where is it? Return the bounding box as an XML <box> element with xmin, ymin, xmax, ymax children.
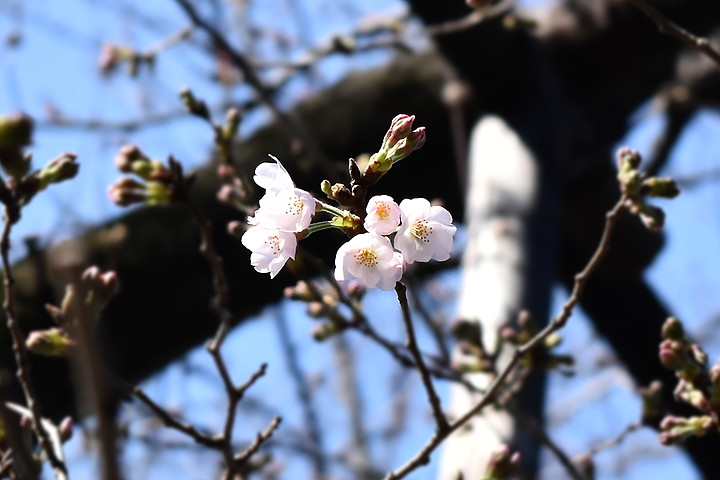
<box><xmin>304</xmin><ymin>221</ymin><xmax>338</xmax><ymax>237</ymax></box>
<box><xmin>317</xmin><ymin>200</ymin><xmax>350</xmax><ymax>218</ymax></box>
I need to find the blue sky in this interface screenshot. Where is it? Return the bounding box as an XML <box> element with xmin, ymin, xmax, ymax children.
<box><xmin>2</xmin><ymin>1</ymin><xmax>720</xmax><ymax>479</ymax></box>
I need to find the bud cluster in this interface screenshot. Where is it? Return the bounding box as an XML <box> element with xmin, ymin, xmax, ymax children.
<box><xmin>656</xmin><ymin>317</ymin><xmax>720</xmax><ymax>445</ymax></box>
<box><xmin>27</xmin><ymin>266</ymin><xmax>119</xmax><ymax>357</ymax></box>
<box><xmin>237</xmin><ymin>114</ymin><xmax>456</xmax><ymax>292</ymax></box>
<box><xmin>109</xmin><ymin>145</ymin><xmax>192</xmax><ymax>206</ymax></box>
<box><xmin>359</xmin><ymin>114</ymin><xmax>426</xmax><ymax>187</ymax></box>
<box><xmin>0</xmin><ymin>112</ymin><xmax>79</xmax><ymax>222</ymax></box>
<box><xmin>451</xmin><ymin>319</ymin><xmax>494</xmax><ymax>373</ymax></box>
<box><xmin>616</xmin><ymin>147</ymin><xmax>679</xmax><ymax>230</ymax></box>
<box><xmin>499</xmin><ymin>311</ymin><xmax>573</xmax><ymax>373</ymax></box>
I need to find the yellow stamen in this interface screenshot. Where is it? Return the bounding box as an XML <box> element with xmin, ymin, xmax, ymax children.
<box><xmin>375</xmin><ymin>202</ymin><xmax>390</xmax><ymax>219</ymax></box>
<box><xmin>264</xmin><ymin>235</ymin><xmax>281</xmax><ymax>255</ymax></box>
<box><xmin>354</xmin><ymin>248</ymin><xmax>378</xmax><ymax>267</ymax></box>
<box><xmin>410</xmin><ymin>220</ymin><xmax>433</xmax><ymax>243</ymax></box>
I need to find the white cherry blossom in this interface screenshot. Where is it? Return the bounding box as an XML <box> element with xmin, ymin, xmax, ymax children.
<box><xmin>249</xmin><ymin>188</ymin><xmax>316</xmax><ymax>232</ymax></box>
<box><xmin>394</xmin><ymin>198</ymin><xmax>456</xmax><ymax>264</ymax></box>
<box><xmin>335</xmin><ymin>233</ymin><xmax>404</xmax><ymax>291</ymax></box>
<box><xmin>241</xmin><ymin>225</ymin><xmax>297</xmax><ymax>278</ymax></box>
<box><xmin>364</xmin><ymin>195</ymin><xmax>401</xmax><ymax>235</ymax></box>
<box><xmin>253</xmin><ymin>155</ymin><xmax>295</xmax><ymax>193</ymax></box>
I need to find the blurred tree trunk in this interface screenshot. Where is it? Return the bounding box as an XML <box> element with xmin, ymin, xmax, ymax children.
<box><xmin>438</xmin><ymin>115</ymin><xmax>556</xmax><ymax>479</ymax></box>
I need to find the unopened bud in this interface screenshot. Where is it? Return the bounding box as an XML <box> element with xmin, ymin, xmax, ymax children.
<box><xmin>320</xmin><ymin>179</ymin><xmax>333</xmax><ymax>197</ymax></box>
<box><xmin>659</xmin><ymin>415</ymin><xmax>715</xmax><ymax>445</ymax></box>
<box><xmin>451</xmin><ymin>320</ymin><xmax>482</xmax><ymax>348</ymax></box>
<box><xmin>26</xmin><ymin>328</ymin><xmax>75</xmax><ymax>356</ymax></box>
<box><xmin>227</xmin><ymin>221</ymin><xmax>245</xmax><ymax>239</ymax></box>
<box><xmin>223</xmin><ymin>108</ymin><xmax>241</xmax><ymax>140</ymax></box>
<box><xmin>638</xmin><ymin>203</ymin><xmax>665</xmax><ymax>230</ymax></box>
<box><xmin>59</xmin><ymin>416</ymin><xmax>73</xmax><ymax>442</ymax></box>
<box><xmin>382</xmin><ymin>114</ymin><xmax>416</xmax><ymax>150</ymax></box>
<box><xmin>0</xmin><ymin>149</ymin><xmax>31</xmax><ymax>180</ymax></box>
<box><xmin>386</xmin><ymin>126</ymin><xmax>426</xmax><ymax>164</ymax></box>
<box><xmin>662</xmin><ymin>317</ymin><xmax>685</xmax><ymax>341</ymax></box>
<box><xmin>180</xmin><ymin>87</ymin><xmax>209</xmax><ymax>120</ymax></box>
<box><xmin>483</xmin><ymin>444</ymin><xmax>520</xmax><ymax>480</ymax></box>
<box><xmin>659</xmin><ymin>339</ymin><xmax>686</xmax><ymax>371</ymax></box>
<box><xmin>640</xmin><ymin>380</ymin><xmax>664</xmax><ymax>426</ymax></box>
<box><xmin>616</xmin><ymin>147</ymin><xmax>641</xmax><ymax>170</ymax></box>
<box><xmin>0</xmin><ymin>112</ymin><xmax>33</xmax><ymax>149</ymax></box>
<box><xmin>108</xmin><ymin>177</ymin><xmax>146</xmax><ymax>206</ymax></box>
<box><xmin>307</xmin><ymin>301</ymin><xmax>326</xmax><ymax>318</ymax></box>
<box><xmin>312</xmin><ymin>322</ymin><xmax>341</xmax><ymax>341</ymax></box>
<box><xmin>346</xmin><ymin>281</ymin><xmax>366</xmax><ymax>300</ymax></box>
<box><xmin>82</xmin><ymin>266</ymin><xmax>120</xmax><ymax>306</ymax></box>
<box><xmin>114</xmin><ymin>144</ymin><xmax>147</xmax><ymax>173</ymax></box>
<box><xmin>98</xmin><ymin>43</ymin><xmax>120</xmax><ymax>76</ymax></box>
<box><xmin>37</xmin><ymin>152</ymin><xmax>79</xmax><ymax>190</ymax></box>
<box><xmin>144</xmin><ymin>181</ymin><xmax>172</xmax><ymax>205</ymax></box>
<box><xmin>285</xmin><ymin>281</ymin><xmax>314</xmax><ymax>302</ymax></box>
<box><xmin>544</xmin><ymin>332</ymin><xmax>562</xmax><ymax>349</ymax></box>
<box><xmin>642</xmin><ymin>177</ymin><xmax>680</xmax><ymax>199</ymax></box>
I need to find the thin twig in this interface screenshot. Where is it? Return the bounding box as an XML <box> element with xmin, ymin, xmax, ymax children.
<box><xmin>127</xmin><ymin>383</ymin><xmax>222</xmax><ymax>449</ymax></box>
<box><xmin>629</xmin><ymin>0</ymin><xmax>720</xmax><ymax>68</ymax></box>
<box><xmin>172</xmin><ymin>0</ymin><xmax>322</xmax><ymax>160</ymax></box>
<box><xmin>0</xmin><ymin>372</ymin><xmax>38</xmax><ymax>479</ymax></box>
<box><xmin>576</xmin><ymin>421</ymin><xmax>642</xmax><ymax>460</ymax></box>
<box><xmin>425</xmin><ymin>0</ymin><xmax>515</xmax><ymax>36</ymax></box>
<box><xmin>0</xmin><ymin>209</ymin><xmax>69</xmax><ymax>480</ymax></box>
<box><xmin>233</xmin><ymin>416</ymin><xmax>283</xmax><ymax>465</ymax></box>
<box><xmin>384</xmin><ymin>195</ymin><xmax>628</xmax><ymax>480</ymax></box>
<box><xmin>395</xmin><ymin>283</ymin><xmax>449</xmax><ymax>432</ymax></box>
<box><xmin>301</xmin><ymin>249</ymin><xmax>478</xmax><ymax>391</ymax></box>
<box><xmin>405</xmin><ymin>279</ymin><xmax>451</xmax><ymax>365</ymax></box>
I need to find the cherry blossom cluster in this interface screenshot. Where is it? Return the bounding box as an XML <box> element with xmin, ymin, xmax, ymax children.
<box><xmin>239</xmin><ymin>115</ymin><xmax>456</xmax><ymax>291</ymax></box>
<box><xmin>240</xmin><ymin>159</ymin><xmax>456</xmax><ymax>290</ymax></box>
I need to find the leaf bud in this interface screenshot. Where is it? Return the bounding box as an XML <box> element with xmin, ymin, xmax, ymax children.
<box><xmin>180</xmin><ymin>87</ymin><xmax>209</xmax><ymax>120</ymax></box>
<box><xmin>26</xmin><ymin>328</ymin><xmax>75</xmax><ymax>356</ymax></box>
<box><xmin>642</xmin><ymin>177</ymin><xmax>680</xmax><ymax>199</ymax></box>
<box><xmin>482</xmin><ymin>444</ymin><xmax>520</xmax><ymax>480</ymax></box>
<box><xmin>0</xmin><ymin>112</ymin><xmax>33</xmax><ymax>149</ymax></box>
<box><xmin>37</xmin><ymin>152</ymin><xmax>79</xmax><ymax>190</ymax></box>
<box><xmin>662</xmin><ymin>317</ymin><xmax>685</xmax><ymax>340</ymax></box>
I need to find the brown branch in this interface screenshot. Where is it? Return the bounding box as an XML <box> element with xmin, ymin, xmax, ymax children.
<box><xmin>424</xmin><ymin>0</ymin><xmax>515</xmax><ymax>36</ymax></box>
<box><xmin>384</xmin><ymin>195</ymin><xmax>628</xmax><ymax>480</ymax></box>
<box><xmin>0</xmin><ymin>208</ymin><xmax>68</xmax><ymax>480</ymax></box>
<box><xmin>233</xmin><ymin>416</ymin><xmax>282</xmax><ymax>466</ymax></box>
<box><xmin>629</xmin><ymin>0</ymin><xmax>720</xmax><ymax>68</ymax></box>
<box><xmin>394</xmin><ymin>283</ymin><xmax>449</xmax><ymax>433</ymax></box>
<box><xmin>171</xmin><ymin>0</ymin><xmax>322</xmax><ymax>160</ymax></box>
<box><xmin>0</xmin><ymin>372</ymin><xmax>38</xmax><ymax>479</ymax></box>
<box><xmin>576</xmin><ymin>421</ymin><xmax>643</xmax><ymax>460</ymax></box>
<box><xmin>127</xmin><ymin>383</ymin><xmax>222</xmax><ymax>449</ymax></box>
